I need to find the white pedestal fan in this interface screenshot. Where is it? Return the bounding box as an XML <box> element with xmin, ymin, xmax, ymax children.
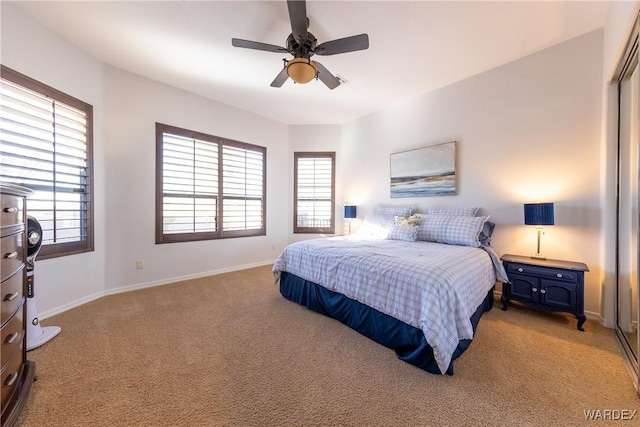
<box><xmin>26</xmin><ymin>216</ymin><xmax>61</xmax><ymax>351</ymax></box>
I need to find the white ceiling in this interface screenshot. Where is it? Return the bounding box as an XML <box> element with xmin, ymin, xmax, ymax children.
<box><xmin>10</xmin><ymin>1</ymin><xmax>610</xmax><ymax>125</ymax></box>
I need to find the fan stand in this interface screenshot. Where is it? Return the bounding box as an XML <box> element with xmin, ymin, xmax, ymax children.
<box><xmin>26</xmin><ymin>297</ymin><xmax>61</xmax><ymax>351</ymax></box>
<box><xmin>25</xmin><ymin>215</ymin><xmax>61</xmax><ymax>351</ymax></box>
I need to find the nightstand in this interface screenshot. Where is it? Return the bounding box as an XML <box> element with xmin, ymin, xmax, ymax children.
<box><xmin>500</xmin><ymin>254</ymin><xmax>589</xmax><ymax>331</ymax></box>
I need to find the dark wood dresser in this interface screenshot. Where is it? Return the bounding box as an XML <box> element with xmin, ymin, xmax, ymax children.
<box><xmin>1</xmin><ymin>183</ymin><xmax>35</xmax><ymax>427</ymax></box>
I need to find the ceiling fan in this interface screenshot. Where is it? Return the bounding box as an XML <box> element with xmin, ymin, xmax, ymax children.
<box><xmin>231</xmin><ymin>0</ymin><xmax>369</xmax><ymax>89</ymax></box>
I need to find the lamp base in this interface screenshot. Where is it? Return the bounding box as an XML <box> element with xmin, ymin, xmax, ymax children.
<box><xmin>531</xmin><ymin>253</ymin><xmax>547</xmax><ymax>260</ymax></box>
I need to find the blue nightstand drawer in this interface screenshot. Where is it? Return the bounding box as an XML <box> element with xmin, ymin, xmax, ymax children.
<box><xmin>506</xmin><ymin>263</ymin><xmax>577</xmax><ymax>283</ymax></box>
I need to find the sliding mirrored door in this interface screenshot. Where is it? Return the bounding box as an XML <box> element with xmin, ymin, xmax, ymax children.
<box><xmin>616</xmin><ymin>15</ymin><xmax>640</xmax><ymax>390</ymax></box>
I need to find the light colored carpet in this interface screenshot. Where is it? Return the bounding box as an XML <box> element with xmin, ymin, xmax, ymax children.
<box><xmin>13</xmin><ymin>265</ymin><xmax>639</xmax><ymax>426</ymax></box>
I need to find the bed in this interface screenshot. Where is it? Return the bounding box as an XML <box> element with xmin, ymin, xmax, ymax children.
<box><xmin>272</xmin><ymin>209</ymin><xmax>508</xmax><ymax>375</ymax></box>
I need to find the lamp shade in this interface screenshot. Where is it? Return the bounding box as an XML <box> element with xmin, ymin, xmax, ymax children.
<box><xmin>344</xmin><ymin>205</ymin><xmax>357</xmax><ymax>219</ymax></box>
<box><xmin>287</xmin><ymin>58</ymin><xmax>317</xmax><ymax>84</ymax></box>
<box><xmin>524</xmin><ymin>202</ymin><xmax>554</xmax><ymax>226</ymax></box>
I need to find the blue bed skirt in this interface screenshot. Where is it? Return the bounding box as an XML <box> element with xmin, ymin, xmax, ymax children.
<box><xmin>279</xmin><ymin>271</ymin><xmax>494</xmax><ymax>375</ymax></box>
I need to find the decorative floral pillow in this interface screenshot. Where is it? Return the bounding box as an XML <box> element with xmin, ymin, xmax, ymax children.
<box><xmin>392</xmin><ymin>214</ymin><xmax>420</xmax><ymax>227</ymax></box>
<box><xmin>387</xmin><ymin>225</ymin><xmax>418</xmax><ymax>242</ymax></box>
<box><xmin>417</xmin><ymin>215</ymin><xmax>489</xmax><ymax>247</ymax></box>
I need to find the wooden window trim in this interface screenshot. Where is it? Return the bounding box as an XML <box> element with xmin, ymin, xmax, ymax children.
<box><xmin>293</xmin><ymin>152</ymin><xmax>335</xmax><ymax>234</ymax></box>
<box><xmin>1</xmin><ymin>65</ymin><xmax>94</xmax><ymax>259</ymax></box>
<box><xmin>156</xmin><ymin>123</ymin><xmax>266</xmax><ymax>244</ymax></box>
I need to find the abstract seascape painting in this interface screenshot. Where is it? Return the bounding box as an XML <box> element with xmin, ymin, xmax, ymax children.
<box><xmin>390</xmin><ymin>141</ymin><xmax>457</xmax><ymax>198</ymax></box>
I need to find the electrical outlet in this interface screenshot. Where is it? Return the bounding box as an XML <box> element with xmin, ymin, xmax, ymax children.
<box><xmin>136</xmin><ymin>260</ymin><xmax>144</xmax><ymax>270</ymax></box>
<box><xmin>271</xmin><ymin>245</ymin><xmax>276</xmax><ymax>251</ymax></box>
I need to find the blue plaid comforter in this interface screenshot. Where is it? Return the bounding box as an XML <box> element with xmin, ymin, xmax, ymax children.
<box><xmin>272</xmin><ymin>236</ymin><xmax>507</xmax><ymax>373</ymax></box>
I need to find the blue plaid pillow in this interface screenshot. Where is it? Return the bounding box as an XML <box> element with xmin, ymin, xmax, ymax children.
<box><xmin>417</xmin><ymin>215</ymin><xmax>488</xmax><ymax>247</ymax></box>
<box><xmin>425</xmin><ymin>207</ymin><xmax>479</xmax><ymax>217</ymax></box>
<box><xmin>387</xmin><ymin>225</ymin><xmax>418</xmax><ymax>242</ymax></box>
<box><xmin>479</xmin><ymin>221</ymin><xmax>496</xmax><ymax>246</ymax></box>
<box><xmin>376</xmin><ymin>205</ymin><xmax>412</xmax><ymax>218</ymax></box>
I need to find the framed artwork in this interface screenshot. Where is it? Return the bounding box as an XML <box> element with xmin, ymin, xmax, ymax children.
<box><xmin>390</xmin><ymin>141</ymin><xmax>457</xmax><ymax>198</ymax></box>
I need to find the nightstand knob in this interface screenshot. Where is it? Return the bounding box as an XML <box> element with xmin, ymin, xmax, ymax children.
<box><xmin>532</xmin><ymin>288</ymin><xmax>538</xmax><ymax>292</ymax></box>
<box><xmin>518</xmin><ymin>268</ymin><xmax>523</xmax><ymax>272</ymax></box>
<box><xmin>556</xmin><ymin>273</ymin><xmax>563</xmax><ymax>278</ymax></box>
<box><xmin>540</xmin><ymin>289</ymin><xmax>546</xmax><ymax>294</ymax></box>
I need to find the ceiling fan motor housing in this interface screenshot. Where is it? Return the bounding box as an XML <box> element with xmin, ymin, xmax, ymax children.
<box><xmin>286</xmin><ymin>32</ymin><xmax>318</xmax><ymax>58</ymax></box>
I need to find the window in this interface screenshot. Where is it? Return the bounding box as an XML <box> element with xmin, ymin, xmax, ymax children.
<box><xmin>156</xmin><ymin>123</ymin><xmax>266</xmax><ymax>243</ymax></box>
<box><xmin>0</xmin><ymin>65</ymin><xmax>94</xmax><ymax>259</ymax></box>
<box><xmin>294</xmin><ymin>152</ymin><xmax>335</xmax><ymax>234</ymax></box>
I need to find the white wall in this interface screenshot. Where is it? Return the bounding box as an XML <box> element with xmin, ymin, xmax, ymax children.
<box><xmin>103</xmin><ymin>67</ymin><xmax>290</xmax><ymax>292</ymax></box>
<box><xmin>1</xmin><ymin>3</ymin><xmax>107</xmax><ymax>314</ymax></box>
<box><xmin>341</xmin><ymin>30</ymin><xmax>604</xmax><ymax>316</ymax></box>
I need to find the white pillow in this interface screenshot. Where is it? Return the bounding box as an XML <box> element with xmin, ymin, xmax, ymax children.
<box><xmin>355</xmin><ymin>215</ymin><xmax>392</xmax><ymax>239</ymax></box>
<box><xmin>417</xmin><ymin>215</ymin><xmax>489</xmax><ymax>247</ymax></box>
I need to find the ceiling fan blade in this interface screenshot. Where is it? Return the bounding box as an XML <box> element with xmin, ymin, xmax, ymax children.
<box><xmin>232</xmin><ymin>38</ymin><xmax>288</xmax><ymax>53</ymax></box>
<box><xmin>315</xmin><ymin>34</ymin><xmax>369</xmax><ymax>56</ymax></box>
<box><xmin>270</xmin><ymin>67</ymin><xmax>289</xmax><ymax>88</ymax></box>
<box><xmin>314</xmin><ymin>61</ymin><xmax>340</xmax><ymax>90</ymax></box>
<box><xmin>287</xmin><ymin>0</ymin><xmax>308</xmax><ymax>44</ymax></box>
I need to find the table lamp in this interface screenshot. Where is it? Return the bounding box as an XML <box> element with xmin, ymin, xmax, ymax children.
<box><xmin>524</xmin><ymin>202</ymin><xmax>554</xmax><ymax>260</ymax></box>
<box><xmin>344</xmin><ymin>205</ymin><xmax>357</xmax><ymax>234</ymax></box>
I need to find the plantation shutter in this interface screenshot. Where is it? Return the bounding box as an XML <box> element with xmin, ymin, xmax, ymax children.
<box><xmin>0</xmin><ymin>67</ymin><xmax>93</xmax><ymax>258</ymax></box>
<box><xmin>294</xmin><ymin>152</ymin><xmax>335</xmax><ymax>234</ymax></box>
<box><xmin>161</xmin><ymin>132</ymin><xmax>219</xmax><ymax>234</ymax></box>
<box><xmin>222</xmin><ymin>145</ymin><xmax>265</xmax><ymax>232</ymax></box>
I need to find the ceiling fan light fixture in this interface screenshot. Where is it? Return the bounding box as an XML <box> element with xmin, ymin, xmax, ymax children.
<box><xmin>286</xmin><ymin>58</ymin><xmax>317</xmax><ymax>84</ymax></box>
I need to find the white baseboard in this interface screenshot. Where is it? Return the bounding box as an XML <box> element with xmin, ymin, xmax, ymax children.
<box><xmin>584</xmin><ymin>310</ymin><xmax>603</xmax><ymax>324</ymax></box>
<box><xmin>104</xmin><ymin>259</ymin><xmax>274</xmax><ymax>296</ymax></box>
<box><xmin>39</xmin><ymin>260</ymin><xmax>275</xmax><ymax>321</ymax></box>
<box><xmin>38</xmin><ymin>291</ymin><xmax>105</xmax><ymax>321</ymax></box>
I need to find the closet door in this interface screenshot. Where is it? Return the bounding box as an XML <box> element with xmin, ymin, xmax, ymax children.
<box><xmin>616</xmin><ymin>19</ymin><xmax>640</xmax><ymax>389</ymax></box>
